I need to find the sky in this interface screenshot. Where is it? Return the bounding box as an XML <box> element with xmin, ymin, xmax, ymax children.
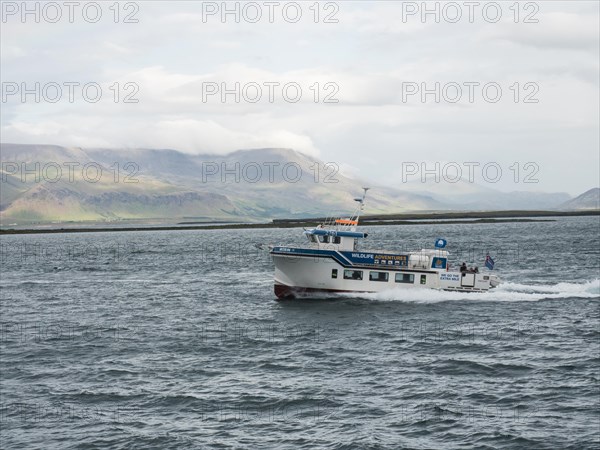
<box><xmin>1</xmin><ymin>1</ymin><xmax>599</xmax><ymax>195</ymax></box>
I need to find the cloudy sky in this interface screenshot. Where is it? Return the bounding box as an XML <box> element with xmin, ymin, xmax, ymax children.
<box><xmin>2</xmin><ymin>1</ymin><xmax>598</xmax><ymax>194</ymax></box>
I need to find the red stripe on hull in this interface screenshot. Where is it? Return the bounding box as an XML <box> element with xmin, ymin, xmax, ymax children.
<box><xmin>274</xmin><ymin>284</ymin><xmax>365</xmax><ymax>300</ymax></box>
<box><xmin>273</xmin><ymin>284</ymin><xmax>488</xmax><ymax>299</ymax></box>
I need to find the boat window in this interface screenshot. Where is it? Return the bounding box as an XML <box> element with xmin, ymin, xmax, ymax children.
<box><xmin>331</xmin><ymin>269</ymin><xmax>338</xmax><ymax>279</ymax></box>
<box><xmin>420</xmin><ymin>275</ymin><xmax>427</xmax><ymax>285</ymax></box>
<box><xmin>369</xmin><ymin>271</ymin><xmax>389</xmax><ymax>282</ymax></box>
<box><xmin>319</xmin><ymin>235</ymin><xmax>330</xmax><ymax>243</ymax></box>
<box><xmin>395</xmin><ymin>273</ymin><xmax>414</xmax><ymax>284</ymax></box>
<box><xmin>344</xmin><ymin>270</ymin><xmax>363</xmax><ymax>280</ymax></box>
<box><xmin>309</xmin><ymin>235</ymin><xmax>318</xmax><ymax>243</ymax></box>
<box><xmin>332</xmin><ymin>236</ymin><xmax>341</xmax><ymax>244</ymax></box>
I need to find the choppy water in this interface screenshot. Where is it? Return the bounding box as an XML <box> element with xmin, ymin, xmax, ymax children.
<box><xmin>1</xmin><ymin>216</ymin><xmax>599</xmax><ymax>449</ymax></box>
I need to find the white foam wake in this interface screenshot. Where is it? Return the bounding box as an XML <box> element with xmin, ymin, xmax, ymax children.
<box><xmin>345</xmin><ymin>279</ymin><xmax>600</xmax><ymax>303</ymax></box>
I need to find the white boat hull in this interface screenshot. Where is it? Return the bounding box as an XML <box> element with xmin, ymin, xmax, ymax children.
<box><xmin>272</xmin><ymin>250</ymin><xmax>499</xmax><ymax>299</ymax></box>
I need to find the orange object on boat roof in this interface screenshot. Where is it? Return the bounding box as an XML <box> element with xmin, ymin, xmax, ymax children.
<box><xmin>335</xmin><ymin>219</ymin><xmax>358</xmax><ymax>225</ymax></box>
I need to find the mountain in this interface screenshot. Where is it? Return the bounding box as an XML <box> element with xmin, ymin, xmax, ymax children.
<box><xmin>0</xmin><ymin>144</ymin><xmax>442</xmax><ymax>224</ymax></box>
<box><xmin>399</xmin><ymin>179</ymin><xmax>572</xmax><ymax>210</ymax></box>
<box><xmin>557</xmin><ymin>188</ymin><xmax>600</xmax><ymax>210</ymax></box>
<box><xmin>2</xmin><ymin>144</ymin><xmax>591</xmax><ymax>225</ymax></box>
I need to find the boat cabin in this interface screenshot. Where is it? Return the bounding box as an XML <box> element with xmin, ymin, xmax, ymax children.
<box><xmin>304</xmin><ymin>227</ymin><xmax>368</xmax><ymax>252</ymax></box>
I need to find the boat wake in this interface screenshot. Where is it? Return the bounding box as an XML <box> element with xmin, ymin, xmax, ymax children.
<box><xmin>345</xmin><ymin>279</ymin><xmax>600</xmax><ymax>303</ymax></box>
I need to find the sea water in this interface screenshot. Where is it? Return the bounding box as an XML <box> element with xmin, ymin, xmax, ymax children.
<box><xmin>1</xmin><ymin>216</ymin><xmax>598</xmax><ymax>449</ymax></box>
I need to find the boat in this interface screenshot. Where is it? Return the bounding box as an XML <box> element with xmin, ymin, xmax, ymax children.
<box><xmin>269</xmin><ymin>188</ymin><xmax>500</xmax><ymax>299</ymax></box>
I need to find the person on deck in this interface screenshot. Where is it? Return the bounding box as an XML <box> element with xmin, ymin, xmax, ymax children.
<box><xmin>460</xmin><ymin>262</ymin><xmax>467</xmax><ymax>273</ymax></box>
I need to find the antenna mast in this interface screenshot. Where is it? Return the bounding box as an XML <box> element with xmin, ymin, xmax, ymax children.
<box><xmin>352</xmin><ymin>187</ymin><xmax>370</xmax><ymax>226</ymax></box>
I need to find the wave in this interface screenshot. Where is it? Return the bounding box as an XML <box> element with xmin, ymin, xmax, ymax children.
<box><xmin>345</xmin><ymin>279</ymin><xmax>600</xmax><ymax>303</ymax></box>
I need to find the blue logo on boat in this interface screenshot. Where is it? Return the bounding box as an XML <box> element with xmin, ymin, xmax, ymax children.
<box><xmin>434</xmin><ymin>238</ymin><xmax>447</xmax><ymax>248</ymax></box>
<box><xmin>431</xmin><ymin>257</ymin><xmax>447</xmax><ymax>269</ymax></box>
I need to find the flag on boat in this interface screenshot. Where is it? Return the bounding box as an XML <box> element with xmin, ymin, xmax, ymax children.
<box><xmin>485</xmin><ymin>254</ymin><xmax>495</xmax><ymax>270</ymax></box>
<box><xmin>434</xmin><ymin>238</ymin><xmax>447</xmax><ymax>249</ymax></box>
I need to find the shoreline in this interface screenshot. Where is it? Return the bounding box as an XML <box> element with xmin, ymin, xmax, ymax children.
<box><xmin>0</xmin><ymin>210</ymin><xmax>597</xmax><ymax>235</ymax></box>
